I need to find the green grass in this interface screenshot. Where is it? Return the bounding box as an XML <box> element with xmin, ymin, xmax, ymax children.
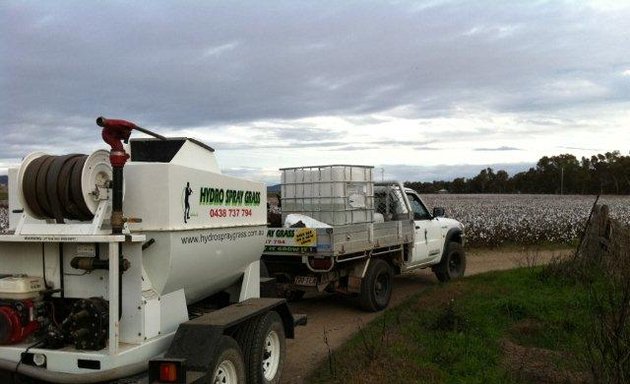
<box><xmin>308</xmin><ymin>266</ymin><xmax>593</xmax><ymax>384</ymax></box>
<box><xmin>0</xmin><ymin>190</ymin><xmax>7</xmax><ymax>201</ymax></box>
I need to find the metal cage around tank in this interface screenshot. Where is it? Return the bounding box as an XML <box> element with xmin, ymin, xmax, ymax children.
<box><xmin>280</xmin><ymin>165</ymin><xmax>374</xmax><ymax>226</ymax></box>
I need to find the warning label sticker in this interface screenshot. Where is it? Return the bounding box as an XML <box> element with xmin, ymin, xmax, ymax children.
<box><xmin>294</xmin><ymin>228</ymin><xmax>316</xmax><ymax>246</ymax></box>
<box><xmin>264</xmin><ymin>228</ymin><xmax>317</xmax><ymax>252</ymax></box>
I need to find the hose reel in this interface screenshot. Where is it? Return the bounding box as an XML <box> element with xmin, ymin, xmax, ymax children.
<box><xmin>18</xmin><ymin>150</ymin><xmax>112</xmax><ymax>223</ymax></box>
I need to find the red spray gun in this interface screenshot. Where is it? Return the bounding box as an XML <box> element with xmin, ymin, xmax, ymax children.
<box><xmin>96</xmin><ymin>116</ymin><xmax>166</xmax><ymax>167</ymax></box>
<box><xmin>95</xmin><ymin>117</ymin><xmax>166</xmax><ymax>233</ymax></box>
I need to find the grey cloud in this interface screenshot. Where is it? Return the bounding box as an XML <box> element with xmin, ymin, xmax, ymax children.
<box><xmin>216</xmin><ymin>135</ymin><xmax>438</xmax><ymax>151</ymax></box>
<box><xmin>558</xmin><ymin>146</ymin><xmax>604</xmax><ymax>152</ymax></box>
<box><xmin>0</xmin><ymin>116</ymin><xmax>105</xmax><ymax>158</ymax></box>
<box><xmin>474</xmin><ymin>146</ymin><xmax>521</xmax><ymax>151</ymax></box>
<box><xmin>322</xmin><ymin>144</ymin><xmax>377</xmax><ymax>151</ymax></box>
<box><xmin>216</xmin><ymin>140</ymin><xmax>348</xmax><ymax>150</ymax></box>
<box><xmin>3</xmin><ymin>1</ymin><xmax>630</xmax><ymax>131</ymax></box>
<box><xmin>254</xmin><ymin>127</ymin><xmax>345</xmax><ymax>143</ymax></box>
<box><xmin>322</xmin><ymin>140</ymin><xmax>440</xmax><ymax>152</ymax></box>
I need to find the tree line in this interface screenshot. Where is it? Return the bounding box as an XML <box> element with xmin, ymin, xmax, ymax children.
<box><xmin>405</xmin><ymin>151</ymin><xmax>630</xmax><ymax>195</ymax></box>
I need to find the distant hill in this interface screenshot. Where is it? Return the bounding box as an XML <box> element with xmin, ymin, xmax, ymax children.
<box><xmin>267</xmin><ymin>184</ymin><xmax>281</xmax><ymax>193</ymax></box>
<box><xmin>0</xmin><ymin>175</ymin><xmax>7</xmax><ymax>185</ymax></box>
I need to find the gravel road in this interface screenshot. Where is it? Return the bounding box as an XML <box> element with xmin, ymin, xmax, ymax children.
<box><xmin>281</xmin><ymin>247</ymin><xmax>572</xmax><ymax>383</ymax></box>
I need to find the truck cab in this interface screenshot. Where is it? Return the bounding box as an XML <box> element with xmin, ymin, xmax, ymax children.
<box><xmin>401</xmin><ymin>188</ymin><xmax>465</xmax><ymax>271</ymax></box>
<box><xmin>372</xmin><ymin>184</ymin><xmax>465</xmax><ymax>275</ymax></box>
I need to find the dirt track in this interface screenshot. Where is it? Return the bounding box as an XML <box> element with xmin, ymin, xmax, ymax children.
<box><xmin>281</xmin><ymin>247</ymin><xmax>572</xmax><ymax>383</ymax></box>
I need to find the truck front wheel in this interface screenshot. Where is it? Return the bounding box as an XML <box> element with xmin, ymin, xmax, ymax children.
<box><xmin>434</xmin><ymin>241</ymin><xmax>466</xmax><ymax>282</ymax></box>
<box><xmin>235</xmin><ymin>311</ymin><xmax>286</xmax><ymax>384</ymax></box>
<box><xmin>359</xmin><ymin>258</ymin><xmax>393</xmax><ymax>312</ymax></box>
<box><xmin>210</xmin><ymin>336</ymin><xmax>246</xmax><ymax>384</ymax></box>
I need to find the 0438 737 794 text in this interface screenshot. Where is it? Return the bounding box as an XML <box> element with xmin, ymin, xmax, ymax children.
<box><xmin>209</xmin><ymin>208</ymin><xmax>253</xmax><ymax>218</ymax></box>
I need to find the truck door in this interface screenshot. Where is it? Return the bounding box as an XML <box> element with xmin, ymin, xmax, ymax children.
<box><xmin>407</xmin><ymin>192</ymin><xmax>442</xmax><ymax>266</ymax></box>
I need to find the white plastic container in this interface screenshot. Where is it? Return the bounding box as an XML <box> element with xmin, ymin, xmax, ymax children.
<box><xmin>281</xmin><ymin>165</ymin><xmax>374</xmax><ymax>226</ymax></box>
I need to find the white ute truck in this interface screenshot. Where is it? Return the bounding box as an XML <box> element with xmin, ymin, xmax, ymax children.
<box><xmin>263</xmin><ymin>165</ymin><xmax>466</xmax><ymax>311</ymax></box>
<box><xmin>0</xmin><ymin>117</ymin><xmax>305</xmax><ymax>384</ymax></box>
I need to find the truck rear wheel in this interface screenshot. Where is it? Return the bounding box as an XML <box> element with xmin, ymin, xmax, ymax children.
<box><xmin>359</xmin><ymin>258</ymin><xmax>393</xmax><ymax>312</ymax></box>
<box><xmin>210</xmin><ymin>336</ymin><xmax>246</xmax><ymax>384</ymax></box>
<box><xmin>235</xmin><ymin>311</ymin><xmax>286</xmax><ymax>384</ymax></box>
<box><xmin>434</xmin><ymin>241</ymin><xmax>466</xmax><ymax>282</ymax></box>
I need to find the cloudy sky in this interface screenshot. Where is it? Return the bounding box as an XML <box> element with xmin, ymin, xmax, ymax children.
<box><xmin>2</xmin><ymin>1</ymin><xmax>629</xmax><ymax>184</ymax></box>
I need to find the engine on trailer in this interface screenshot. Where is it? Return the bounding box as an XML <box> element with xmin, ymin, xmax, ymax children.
<box><xmin>0</xmin><ymin>275</ymin><xmax>109</xmax><ymax>351</ymax></box>
<box><xmin>0</xmin><ymin>299</ymin><xmax>40</xmax><ymax>345</ymax></box>
<box><xmin>0</xmin><ymin>275</ymin><xmax>46</xmax><ymax>345</ymax></box>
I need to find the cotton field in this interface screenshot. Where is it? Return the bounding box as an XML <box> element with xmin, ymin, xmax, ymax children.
<box><xmin>0</xmin><ymin>206</ymin><xmax>7</xmax><ymax>233</ymax></box>
<box><xmin>422</xmin><ymin>194</ymin><xmax>630</xmax><ymax>247</ymax></box>
<box><xmin>1</xmin><ymin>195</ymin><xmax>629</xmax><ymax>246</ymax></box>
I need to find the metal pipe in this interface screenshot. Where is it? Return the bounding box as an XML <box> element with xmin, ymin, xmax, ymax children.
<box><xmin>70</xmin><ymin>256</ymin><xmax>130</xmax><ymax>272</ymax></box>
<box><xmin>118</xmin><ymin>242</ymin><xmax>123</xmax><ymax>320</ymax></box>
<box><xmin>111</xmin><ymin>167</ymin><xmax>124</xmax><ymax>234</ymax></box>
<box><xmin>58</xmin><ymin>243</ymin><xmax>64</xmax><ymax>298</ymax></box>
<box><xmin>108</xmin><ymin>242</ymin><xmax>119</xmax><ymax>356</ymax></box>
<box><xmin>132</xmin><ymin>125</ymin><xmax>168</xmax><ymax>141</ymax></box>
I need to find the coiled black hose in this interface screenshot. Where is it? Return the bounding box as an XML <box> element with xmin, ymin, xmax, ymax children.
<box><xmin>22</xmin><ymin>154</ymin><xmax>93</xmax><ymax>223</ymax></box>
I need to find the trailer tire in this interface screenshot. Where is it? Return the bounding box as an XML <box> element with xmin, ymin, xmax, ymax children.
<box><xmin>434</xmin><ymin>241</ymin><xmax>466</xmax><ymax>282</ymax></box>
<box><xmin>236</xmin><ymin>311</ymin><xmax>286</xmax><ymax>384</ymax></box>
<box><xmin>209</xmin><ymin>336</ymin><xmax>246</xmax><ymax>384</ymax></box>
<box><xmin>359</xmin><ymin>259</ymin><xmax>393</xmax><ymax>312</ymax></box>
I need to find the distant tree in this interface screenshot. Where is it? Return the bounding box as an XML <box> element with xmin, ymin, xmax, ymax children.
<box><xmin>495</xmin><ymin>170</ymin><xmax>509</xmax><ymax>193</ymax></box>
<box><xmin>404</xmin><ymin>151</ymin><xmax>629</xmax><ymax>195</ymax></box>
<box><xmin>451</xmin><ymin>177</ymin><xmax>467</xmax><ymax>193</ymax></box>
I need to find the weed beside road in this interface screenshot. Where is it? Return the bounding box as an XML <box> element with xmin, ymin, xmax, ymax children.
<box><xmin>308</xmin><ymin>266</ymin><xmax>594</xmax><ymax>383</ymax></box>
<box><xmin>309</xmin><ymin>204</ymin><xmax>629</xmax><ymax>384</ymax></box>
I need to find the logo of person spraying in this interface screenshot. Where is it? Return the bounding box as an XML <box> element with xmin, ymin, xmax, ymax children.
<box><xmin>184</xmin><ymin>182</ymin><xmax>193</xmax><ymax>223</ymax></box>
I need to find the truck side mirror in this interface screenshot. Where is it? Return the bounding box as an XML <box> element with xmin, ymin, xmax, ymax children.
<box><xmin>433</xmin><ymin>207</ymin><xmax>445</xmax><ymax>218</ymax></box>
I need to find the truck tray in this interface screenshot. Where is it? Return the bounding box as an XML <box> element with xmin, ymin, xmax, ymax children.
<box><xmin>263</xmin><ymin>220</ymin><xmax>414</xmax><ymax>259</ymax></box>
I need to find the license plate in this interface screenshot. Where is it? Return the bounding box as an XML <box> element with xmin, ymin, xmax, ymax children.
<box><xmin>294</xmin><ymin>276</ymin><xmax>318</xmax><ymax>287</ymax></box>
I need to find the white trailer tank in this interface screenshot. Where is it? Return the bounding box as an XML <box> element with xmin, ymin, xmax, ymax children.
<box><xmin>6</xmin><ymin>137</ymin><xmax>267</xmax><ymax>307</ymax></box>
<box><xmin>124</xmin><ymin>138</ymin><xmax>267</xmax><ymax>304</ymax></box>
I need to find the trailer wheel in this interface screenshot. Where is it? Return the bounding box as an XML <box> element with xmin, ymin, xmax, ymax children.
<box><xmin>434</xmin><ymin>241</ymin><xmax>466</xmax><ymax>282</ymax></box>
<box><xmin>210</xmin><ymin>336</ymin><xmax>246</xmax><ymax>384</ymax></box>
<box><xmin>359</xmin><ymin>259</ymin><xmax>393</xmax><ymax>312</ymax></box>
<box><xmin>235</xmin><ymin>311</ymin><xmax>286</xmax><ymax>384</ymax></box>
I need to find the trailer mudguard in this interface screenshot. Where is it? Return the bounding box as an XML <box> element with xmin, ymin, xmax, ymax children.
<box><xmin>165</xmin><ymin>298</ymin><xmax>296</xmax><ymax>371</ymax></box>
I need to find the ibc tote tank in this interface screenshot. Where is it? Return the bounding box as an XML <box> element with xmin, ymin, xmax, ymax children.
<box><xmin>123</xmin><ymin>138</ymin><xmax>267</xmax><ymax>304</ymax></box>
